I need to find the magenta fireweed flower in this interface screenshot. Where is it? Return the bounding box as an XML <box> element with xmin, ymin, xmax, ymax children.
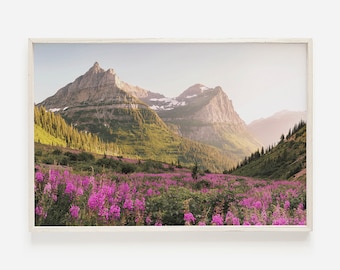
<box><xmin>232</xmin><ymin>217</ymin><xmax>240</xmax><ymax>225</ymax></box>
<box><xmin>64</xmin><ymin>170</ymin><xmax>70</xmax><ymax>178</ymax></box>
<box><xmin>48</xmin><ymin>170</ymin><xmax>61</xmax><ymax>190</ymax></box>
<box><xmin>35</xmin><ymin>171</ymin><xmax>44</xmax><ymax>183</ymax></box>
<box><xmin>99</xmin><ymin>207</ymin><xmax>109</xmax><ymax>220</ymax></box>
<box><xmin>102</xmin><ymin>184</ymin><xmax>114</xmax><ymax>196</ymax></box>
<box><xmin>146</xmin><ymin>188</ymin><xmax>153</xmax><ymax>196</ymax></box>
<box><xmin>35</xmin><ymin>206</ymin><xmax>47</xmax><ymax>219</ymax></box>
<box><xmin>49</xmin><ymin>169</ymin><xmax>59</xmax><ymax>182</ymax></box>
<box><xmin>240</xmin><ymin>198</ymin><xmax>253</xmax><ymax>208</ymax></box>
<box><xmin>243</xmin><ymin>221</ymin><xmax>251</xmax><ymax>225</ymax></box>
<box><xmin>250</xmin><ymin>213</ymin><xmax>260</xmax><ymax>225</ymax></box>
<box><xmin>284</xmin><ymin>200</ymin><xmax>290</xmax><ymax>210</ymax></box>
<box><xmin>146</xmin><ymin>215</ymin><xmax>152</xmax><ymax>225</ymax></box>
<box><xmin>253</xmin><ymin>201</ymin><xmax>262</xmax><ymax>210</ymax></box>
<box><xmin>109</xmin><ymin>205</ymin><xmax>121</xmax><ymax>220</ymax></box>
<box><xmin>35</xmin><ymin>206</ymin><xmax>44</xmax><ymax>216</ymax></box>
<box><xmin>155</xmin><ymin>220</ymin><xmax>162</xmax><ymax>226</ymax></box>
<box><xmin>260</xmin><ymin>191</ymin><xmax>272</xmax><ymax>210</ymax></box>
<box><xmin>211</xmin><ymin>214</ymin><xmax>224</xmax><ymax>225</ymax></box>
<box><xmin>298</xmin><ymin>203</ymin><xmax>304</xmax><ymax>210</ymax></box>
<box><xmin>52</xmin><ymin>194</ymin><xmax>57</xmax><ymax>202</ymax></box>
<box><xmin>134</xmin><ymin>198</ymin><xmax>145</xmax><ymax>211</ymax></box>
<box><xmin>135</xmin><ymin>216</ymin><xmax>143</xmax><ymax>224</ymax></box>
<box><xmin>272</xmin><ymin>204</ymin><xmax>283</xmax><ymax>220</ymax></box>
<box><xmin>272</xmin><ymin>217</ymin><xmax>289</xmax><ymax>225</ymax></box>
<box><xmin>297</xmin><ymin>219</ymin><xmax>306</xmax><ymax>225</ymax></box>
<box><xmin>65</xmin><ymin>182</ymin><xmax>76</xmax><ymax>194</ymax></box>
<box><xmin>225</xmin><ymin>211</ymin><xmax>234</xmax><ymax>225</ymax></box>
<box><xmin>43</xmin><ymin>182</ymin><xmax>52</xmax><ymax>194</ymax></box>
<box><xmin>198</xmin><ymin>221</ymin><xmax>206</xmax><ymax>226</ymax></box>
<box><xmin>82</xmin><ymin>176</ymin><xmax>91</xmax><ymax>189</ymax></box>
<box><xmin>119</xmin><ymin>183</ymin><xmax>130</xmax><ymax>195</ymax></box>
<box><xmin>123</xmin><ymin>198</ymin><xmax>134</xmax><ymax>211</ymax></box>
<box><xmin>76</xmin><ymin>187</ymin><xmax>83</xmax><ymax>196</ymax></box>
<box><xmin>88</xmin><ymin>192</ymin><xmax>105</xmax><ymax>210</ymax></box>
<box><xmin>70</xmin><ymin>205</ymin><xmax>80</xmax><ymax>219</ymax></box>
<box><xmin>184</xmin><ymin>212</ymin><xmax>196</xmax><ymax>224</ymax></box>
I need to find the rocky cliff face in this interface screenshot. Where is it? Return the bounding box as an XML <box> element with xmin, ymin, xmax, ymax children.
<box><xmin>189</xmin><ymin>86</ymin><xmax>245</xmax><ymax>125</ymax></box>
<box><xmin>151</xmin><ymin>84</ymin><xmax>261</xmax><ymax>157</ymax></box>
<box><xmin>147</xmin><ymin>84</ymin><xmax>245</xmax><ymax>125</ymax></box>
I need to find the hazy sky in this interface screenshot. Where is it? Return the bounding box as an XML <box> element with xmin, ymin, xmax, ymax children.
<box><xmin>33</xmin><ymin>41</ymin><xmax>307</xmax><ymax>124</ymax></box>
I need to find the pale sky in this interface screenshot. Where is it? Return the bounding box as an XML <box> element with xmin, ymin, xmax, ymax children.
<box><xmin>33</xmin><ymin>41</ymin><xmax>307</xmax><ymax>124</ymax></box>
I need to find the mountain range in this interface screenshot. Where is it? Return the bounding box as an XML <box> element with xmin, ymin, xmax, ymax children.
<box><xmin>37</xmin><ymin>62</ymin><xmax>303</xmax><ymax>171</ymax></box>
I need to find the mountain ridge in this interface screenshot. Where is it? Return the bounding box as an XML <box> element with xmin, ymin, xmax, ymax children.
<box><xmin>38</xmin><ymin>62</ymin><xmax>248</xmax><ymax>171</ymax></box>
<box><xmin>148</xmin><ymin>83</ymin><xmax>261</xmax><ymax>156</ymax></box>
<box><xmin>38</xmin><ymin>62</ymin><xmax>262</xmax><ymax>169</ymax></box>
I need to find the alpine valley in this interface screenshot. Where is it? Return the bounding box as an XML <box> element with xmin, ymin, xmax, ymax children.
<box><xmin>37</xmin><ymin>62</ymin><xmax>282</xmax><ymax>172</ymax></box>
<box><xmin>33</xmin><ymin>61</ymin><xmax>308</xmax><ymax>227</ymax></box>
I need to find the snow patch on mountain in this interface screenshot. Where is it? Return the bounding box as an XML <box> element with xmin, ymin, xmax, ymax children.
<box><xmin>148</xmin><ymin>97</ymin><xmax>186</xmax><ymax>111</ymax></box>
<box><xmin>49</xmin><ymin>108</ymin><xmax>61</xmax><ymax>113</ymax></box>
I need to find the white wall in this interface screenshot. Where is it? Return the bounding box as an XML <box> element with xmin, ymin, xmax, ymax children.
<box><xmin>1</xmin><ymin>1</ymin><xmax>339</xmax><ymax>269</ymax></box>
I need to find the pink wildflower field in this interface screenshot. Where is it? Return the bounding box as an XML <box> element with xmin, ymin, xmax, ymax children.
<box><xmin>34</xmin><ymin>166</ymin><xmax>306</xmax><ymax>226</ymax></box>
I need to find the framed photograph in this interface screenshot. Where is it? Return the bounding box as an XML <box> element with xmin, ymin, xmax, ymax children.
<box><xmin>28</xmin><ymin>38</ymin><xmax>313</xmax><ymax>232</ymax></box>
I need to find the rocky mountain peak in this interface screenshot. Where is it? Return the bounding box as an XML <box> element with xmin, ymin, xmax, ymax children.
<box><xmin>39</xmin><ymin>62</ymin><xmax>151</xmax><ymax>109</ymax></box>
<box><xmin>176</xmin><ymin>83</ymin><xmax>210</xmax><ymax>100</ymax></box>
<box><xmin>107</xmin><ymin>68</ymin><xmax>116</xmax><ymax>75</ymax></box>
<box><xmin>193</xmin><ymin>86</ymin><xmax>244</xmax><ymax>125</ymax></box>
<box><xmin>88</xmin><ymin>61</ymin><xmax>104</xmax><ymax>74</ymax></box>
<box><xmin>213</xmin><ymin>85</ymin><xmax>223</xmax><ymax>92</ymax></box>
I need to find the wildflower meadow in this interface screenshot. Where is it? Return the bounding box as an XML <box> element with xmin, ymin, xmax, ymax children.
<box><xmin>34</xmin><ymin>165</ymin><xmax>306</xmax><ymax>226</ymax></box>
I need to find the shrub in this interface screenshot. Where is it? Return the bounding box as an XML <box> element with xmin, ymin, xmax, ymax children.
<box><xmin>121</xmin><ymin>163</ymin><xmax>136</xmax><ymax>174</ymax></box>
<box><xmin>52</xmin><ymin>148</ymin><xmax>63</xmax><ymax>155</ymax></box>
<box><xmin>78</xmin><ymin>152</ymin><xmax>95</xmax><ymax>162</ymax></box>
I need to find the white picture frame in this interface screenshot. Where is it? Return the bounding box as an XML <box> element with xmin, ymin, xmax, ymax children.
<box><xmin>28</xmin><ymin>38</ymin><xmax>313</xmax><ymax>232</ymax></box>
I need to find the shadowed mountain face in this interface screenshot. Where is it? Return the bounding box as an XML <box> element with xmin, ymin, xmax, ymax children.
<box><xmin>38</xmin><ymin>62</ymin><xmax>261</xmax><ymax>169</ymax></box>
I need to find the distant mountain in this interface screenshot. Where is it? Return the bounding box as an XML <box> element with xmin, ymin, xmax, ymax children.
<box><xmin>248</xmin><ymin>110</ymin><xmax>307</xmax><ymax>147</ymax></box>
<box><xmin>37</xmin><ymin>62</ymin><xmax>243</xmax><ymax>171</ymax></box>
<box><xmin>143</xmin><ymin>83</ymin><xmax>261</xmax><ymax>158</ymax></box>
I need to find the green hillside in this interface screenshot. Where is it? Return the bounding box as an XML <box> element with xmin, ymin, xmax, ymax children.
<box><xmin>35</xmin><ymin>106</ymin><xmax>238</xmax><ymax>172</ymax></box>
<box><xmin>34</xmin><ymin>106</ymin><xmax>120</xmax><ymax>156</ymax></box>
<box><xmin>229</xmin><ymin>121</ymin><xmax>306</xmax><ymax>180</ymax></box>
<box><xmin>34</xmin><ymin>124</ymin><xmax>66</xmax><ymax>147</ymax></box>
